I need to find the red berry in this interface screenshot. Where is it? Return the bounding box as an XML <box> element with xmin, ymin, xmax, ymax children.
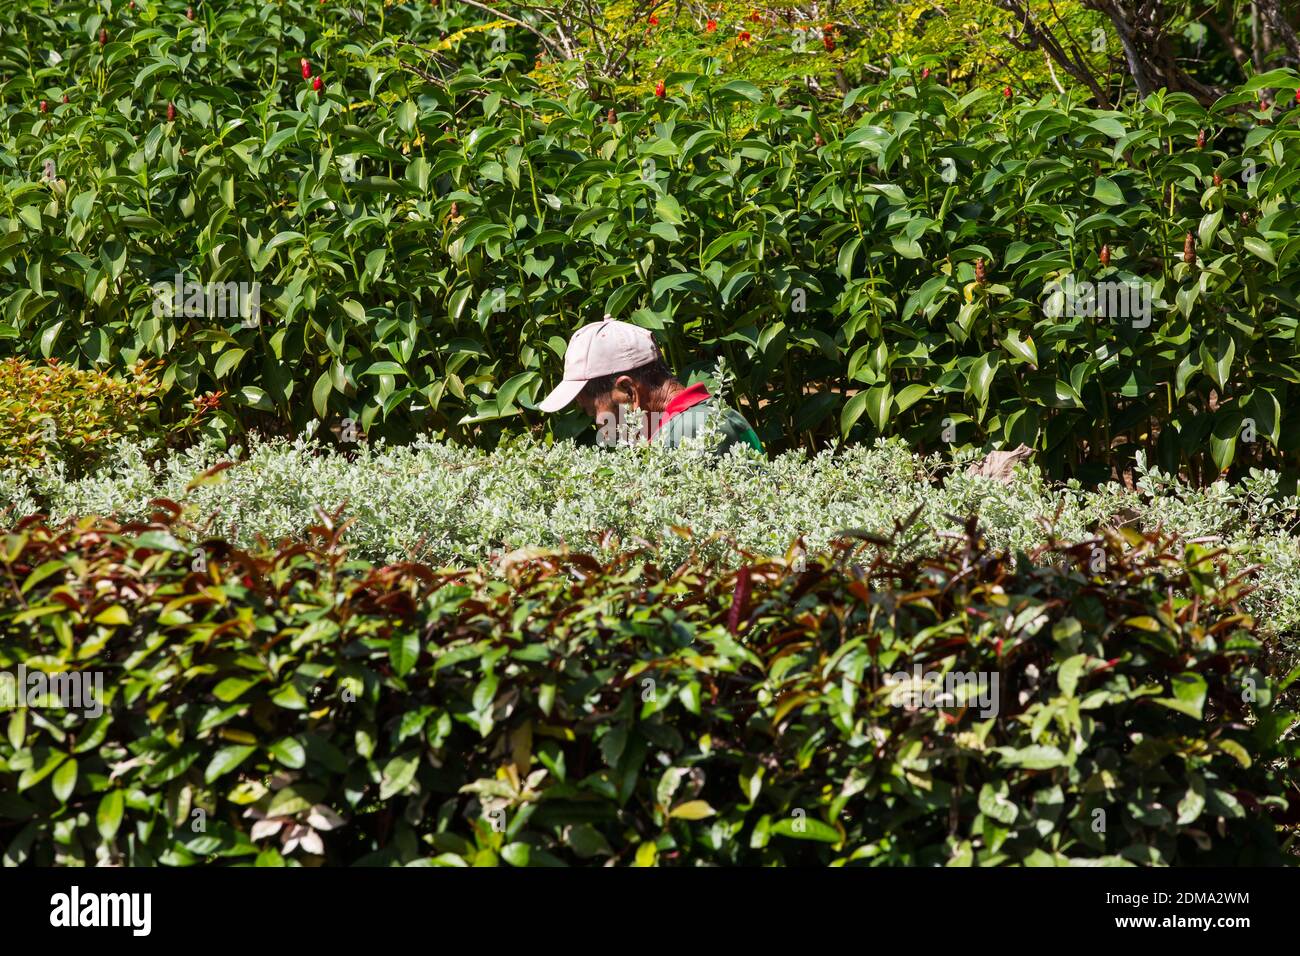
<box><xmin>99</xmin><ymin>28</ymin><xmax>108</xmax><ymax>45</ymax></box>
<box><xmin>654</xmin><ymin>79</ymin><xmax>665</xmax><ymax>98</ymax></box>
<box><xmin>1002</xmin><ymin>86</ymin><xmax>1012</xmax><ymax>98</ymax></box>
<box><xmin>38</xmin><ymin>100</ymin><xmax>48</xmax><ymax>113</ymax></box>
<box><xmin>312</xmin><ymin>76</ymin><xmax>323</xmax><ymax>92</ymax></box>
<box><xmin>167</xmin><ymin>101</ymin><xmax>176</xmax><ymax>122</ymax></box>
<box><xmin>706</xmin><ymin>19</ymin><xmax>716</xmax><ymax>32</ymax></box>
<box><xmin>301</xmin><ymin>59</ymin><xmax>312</xmax><ymax>79</ymax></box>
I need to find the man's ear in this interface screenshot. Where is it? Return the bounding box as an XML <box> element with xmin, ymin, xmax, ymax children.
<box><xmin>611</xmin><ymin>375</ymin><xmax>637</xmax><ymax>407</ymax></box>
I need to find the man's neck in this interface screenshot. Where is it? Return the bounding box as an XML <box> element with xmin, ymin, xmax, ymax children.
<box><xmin>643</xmin><ymin>378</ymin><xmax>687</xmax><ymax>413</ymax></box>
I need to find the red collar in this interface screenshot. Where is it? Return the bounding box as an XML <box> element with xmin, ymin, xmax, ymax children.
<box><xmin>659</xmin><ymin>383</ymin><xmax>711</xmax><ymax>431</ymax></box>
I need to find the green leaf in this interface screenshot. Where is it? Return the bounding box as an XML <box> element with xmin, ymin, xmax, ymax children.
<box><xmin>1092</xmin><ymin>177</ymin><xmax>1124</xmax><ymax>206</ymax></box>
<box><xmin>389</xmin><ymin>630</ymin><xmax>420</xmax><ymax>677</ymax></box>
<box><xmin>205</xmin><ymin>745</ymin><xmax>256</xmax><ymax>784</ymax></box>
<box><xmin>269</xmin><ymin>737</ymin><xmax>307</xmax><ymax>769</ymax></box>
<box><xmin>312</xmin><ymin>370</ymin><xmax>333</xmax><ymax>419</ymax></box>
<box><xmin>840</xmin><ymin>390</ymin><xmax>869</xmax><ymax>438</ymax></box>
<box><xmin>1157</xmin><ymin>672</ymin><xmax>1208</xmax><ymax>720</ymax></box>
<box><xmin>865</xmin><ymin>384</ymin><xmax>892</xmax><ymax>432</ymax></box>
<box><xmin>994</xmin><ymin>745</ymin><xmax>1069</xmax><ymax>769</ymax></box>
<box><xmin>1200</xmin><ymin>333</ymin><xmax>1235</xmax><ymax>389</ymax></box>
<box><xmin>379</xmin><ymin>753</ymin><xmax>419</xmax><ymax>800</ymax></box>
<box><xmin>51</xmin><ymin>757</ymin><xmax>77</xmax><ymax>803</ymax></box>
<box><xmin>97</xmin><ymin>790</ymin><xmax>125</xmax><ymax>841</ymax></box>
<box><xmin>978</xmin><ymin>783</ymin><xmax>1019</xmax><ymax>825</ymax></box>
<box><xmin>668</xmin><ymin>800</ymin><xmax>716</xmax><ymax>820</ymax></box>
<box><xmin>769</xmin><ymin>815</ymin><xmax>840</xmax><ymax>843</ymax></box>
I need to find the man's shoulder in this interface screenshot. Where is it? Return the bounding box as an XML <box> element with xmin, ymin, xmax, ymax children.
<box><xmin>659</xmin><ymin>400</ymin><xmax>762</xmax><ymax>453</ymax></box>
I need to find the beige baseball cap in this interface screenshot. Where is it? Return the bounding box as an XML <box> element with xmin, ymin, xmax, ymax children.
<box><xmin>536</xmin><ymin>315</ymin><xmax>660</xmax><ymax>413</ymax></box>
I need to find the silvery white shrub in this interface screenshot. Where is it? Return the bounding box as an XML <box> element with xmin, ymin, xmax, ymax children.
<box><xmin>1</xmin><ymin>433</ymin><xmax>1298</xmax><ymax>642</ymax></box>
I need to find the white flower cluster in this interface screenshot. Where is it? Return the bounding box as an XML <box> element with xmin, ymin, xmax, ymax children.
<box><xmin>2</xmin><ymin>434</ymin><xmax>1299</xmax><ymax>642</ymax></box>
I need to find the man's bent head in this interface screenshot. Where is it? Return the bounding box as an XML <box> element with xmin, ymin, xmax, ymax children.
<box><xmin>537</xmin><ymin>315</ymin><xmax>679</xmax><ymax>418</ymax></box>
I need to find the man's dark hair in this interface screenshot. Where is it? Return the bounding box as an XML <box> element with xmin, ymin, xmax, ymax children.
<box><xmin>579</xmin><ymin>356</ymin><xmax>674</xmax><ymax>402</ymax></box>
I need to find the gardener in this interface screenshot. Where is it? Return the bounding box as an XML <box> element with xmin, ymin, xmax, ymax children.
<box><xmin>535</xmin><ymin>315</ymin><xmax>763</xmax><ymax>456</ymax></box>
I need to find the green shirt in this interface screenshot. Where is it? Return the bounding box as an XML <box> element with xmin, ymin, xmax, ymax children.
<box><xmin>655</xmin><ymin>398</ymin><xmax>763</xmax><ymax>456</ymax></box>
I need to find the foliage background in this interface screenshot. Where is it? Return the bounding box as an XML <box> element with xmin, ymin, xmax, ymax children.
<box><xmin>1</xmin><ymin>0</ymin><xmax>1299</xmax><ymax>485</ymax></box>
<box><xmin>1</xmin><ymin>511</ymin><xmax>1293</xmax><ymax>865</ymax></box>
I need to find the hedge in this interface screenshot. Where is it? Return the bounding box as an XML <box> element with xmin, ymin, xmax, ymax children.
<box><xmin>5</xmin><ymin>431</ymin><xmax>1300</xmax><ymax>643</ymax></box>
<box><xmin>0</xmin><ymin>510</ymin><xmax>1295</xmax><ymax>865</ymax></box>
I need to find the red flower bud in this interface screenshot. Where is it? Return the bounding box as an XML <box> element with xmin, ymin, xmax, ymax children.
<box><xmin>1002</xmin><ymin>86</ymin><xmax>1012</xmax><ymax>99</ymax></box>
<box><xmin>167</xmin><ymin>101</ymin><xmax>176</xmax><ymax>122</ymax></box>
<box><xmin>450</xmin><ymin>201</ymin><xmax>459</xmax><ymax>218</ymax></box>
<box><xmin>607</xmin><ymin>107</ymin><xmax>616</xmax><ymax>124</ymax></box>
<box><xmin>654</xmin><ymin>79</ymin><xmax>665</xmax><ymax>98</ymax></box>
<box><xmin>648</xmin><ymin>14</ymin><xmax>658</xmax><ymax>26</ymax></box>
<box><xmin>706</xmin><ymin>19</ymin><xmax>717</xmax><ymax>32</ymax></box>
<box><xmin>1183</xmin><ymin>232</ymin><xmax>1196</xmax><ymax>265</ymax></box>
<box><xmin>1196</xmin><ymin>128</ymin><xmax>1206</xmax><ymax>148</ymax></box>
<box><xmin>813</xmin><ymin>132</ymin><xmax>824</xmax><ymax>146</ymax></box>
<box><xmin>750</xmin><ymin>11</ymin><xmax>762</xmax><ymax>22</ymax></box>
<box><xmin>61</xmin><ymin>94</ymin><xmax>68</xmax><ymax>104</ymax></box>
<box><xmin>822</xmin><ymin>35</ymin><xmax>834</xmax><ymax>51</ymax></box>
<box><xmin>921</xmin><ymin>67</ymin><xmax>931</xmax><ymax>79</ymax></box>
<box><xmin>1213</xmin><ymin>172</ymin><xmax>1222</xmax><ymax>187</ymax></box>
<box><xmin>312</xmin><ymin>76</ymin><xmax>323</xmax><ymax>92</ymax></box>
<box><xmin>1099</xmin><ymin>244</ymin><xmax>1110</xmax><ymax>267</ymax></box>
<box><xmin>99</xmin><ymin>28</ymin><xmax>108</xmax><ymax>46</ymax></box>
<box><xmin>39</xmin><ymin>100</ymin><xmax>48</xmax><ymax>113</ymax></box>
<box><xmin>186</xmin><ymin>5</ymin><xmax>195</xmax><ymax>18</ymax></box>
<box><xmin>975</xmin><ymin>257</ymin><xmax>987</xmax><ymax>284</ymax></box>
<box><xmin>301</xmin><ymin>58</ymin><xmax>312</xmax><ymax>79</ymax></box>
<box><xmin>1295</xmin><ymin>88</ymin><xmax>1300</xmax><ymax>104</ymax></box>
<box><xmin>740</xmin><ymin>30</ymin><xmax>751</xmax><ymax>42</ymax></box>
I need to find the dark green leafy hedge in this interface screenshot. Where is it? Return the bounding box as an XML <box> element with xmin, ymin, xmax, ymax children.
<box><xmin>0</xmin><ymin>511</ymin><xmax>1295</xmax><ymax>865</ymax></box>
<box><xmin>4</xmin><ymin>2</ymin><xmax>1300</xmax><ymax>481</ymax></box>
